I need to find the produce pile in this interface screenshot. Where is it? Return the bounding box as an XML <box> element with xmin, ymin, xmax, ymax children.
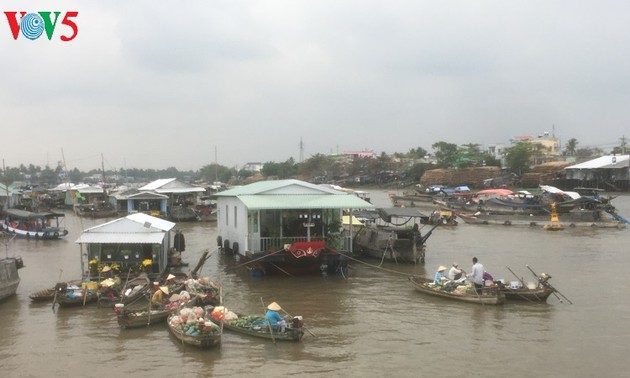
<box><xmin>169</xmin><ymin>306</ymin><xmax>220</xmax><ymax>336</ymax></box>
<box><xmin>185</xmin><ymin>277</ymin><xmax>220</xmax><ymax>305</ymax></box>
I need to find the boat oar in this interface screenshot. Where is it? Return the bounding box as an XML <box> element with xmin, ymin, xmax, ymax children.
<box><xmin>260</xmin><ymin>297</ymin><xmax>276</xmax><ymax>345</ymax></box>
<box><xmin>505</xmin><ymin>266</ymin><xmax>526</xmax><ymax>287</ymax></box>
<box><xmin>505</xmin><ymin>265</ymin><xmax>539</xmax><ymax>302</ymax></box>
<box><xmin>281</xmin><ymin>309</ymin><xmax>316</xmax><ymax>338</ymax></box>
<box><xmin>525</xmin><ymin>265</ymin><xmax>572</xmax><ymax>304</ymax></box>
<box><xmin>51</xmin><ymin>269</ymin><xmax>63</xmax><ymax>313</ymax></box>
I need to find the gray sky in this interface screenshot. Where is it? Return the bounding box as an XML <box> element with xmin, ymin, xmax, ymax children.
<box><xmin>2</xmin><ymin>1</ymin><xmax>629</xmax><ymax>172</ymax></box>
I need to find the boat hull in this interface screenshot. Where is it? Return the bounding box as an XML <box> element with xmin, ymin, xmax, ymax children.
<box><xmin>355</xmin><ymin>226</ymin><xmax>425</xmax><ymax>264</ymax></box>
<box><xmin>237</xmin><ymin>242</ymin><xmax>348</xmax><ymax>276</ymax></box>
<box><xmin>0</xmin><ymin>257</ymin><xmax>22</xmax><ymax>301</ymax></box>
<box><xmin>408</xmin><ymin>275</ymin><xmax>504</xmax><ymax>305</ymax></box>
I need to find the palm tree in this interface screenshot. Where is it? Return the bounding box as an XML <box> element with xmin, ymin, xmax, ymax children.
<box><xmin>564</xmin><ymin>138</ymin><xmax>578</xmax><ymax>156</ymax></box>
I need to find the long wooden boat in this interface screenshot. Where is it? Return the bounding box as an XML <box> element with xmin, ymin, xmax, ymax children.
<box><xmin>167</xmin><ymin>312</ymin><xmax>222</xmax><ymax>348</ymax></box>
<box><xmin>457</xmin><ymin>212</ymin><xmax>626</xmax><ymax>229</ymax></box>
<box><xmin>408</xmin><ymin>275</ymin><xmax>505</xmax><ymax>305</ymax></box>
<box><xmin>1</xmin><ymin>208</ymin><xmax>68</xmax><ymax>239</ymax></box>
<box><xmin>1</xmin><ymin>256</ymin><xmax>24</xmax><ymax>301</ymax></box>
<box><xmin>98</xmin><ymin>274</ymin><xmax>151</xmax><ymax>307</ymax></box>
<box><xmin>115</xmin><ymin>296</ymin><xmax>194</xmax><ymax>328</ymax></box>
<box><xmin>29</xmin><ymin>279</ymin><xmax>82</xmax><ymax>302</ymax></box>
<box><xmin>212</xmin><ymin>310</ymin><xmax>304</xmax><ymax>341</ymax></box>
<box><xmin>53</xmin><ymin>282</ymin><xmax>99</xmax><ymax>307</ymax></box>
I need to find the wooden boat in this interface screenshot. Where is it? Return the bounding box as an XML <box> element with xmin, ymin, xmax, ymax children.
<box><xmin>213</xmin><ymin>310</ymin><xmax>304</xmax><ymax>341</ymax></box>
<box><xmin>408</xmin><ymin>275</ymin><xmax>505</xmax><ymax>305</ymax></box>
<box><xmin>98</xmin><ymin>274</ymin><xmax>151</xmax><ymax>307</ymax></box>
<box><xmin>1</xmin><ymin>255</ymin><xmax>24</xmax><ymax>301</ymax></box>
<box><xmin>499</xmin><ymin>284</ymin><xmax>555</xmax><ymax>302</ymax></box>
<box><xmin>1</xmin><ymin>208</ymin><xmax>68</xmax><ymax>239</ymax></box>
<box><xmin>116</xmin><ymin>295</ymin><xmax>191</xmax><ymax>328</ymax></box>
<box><xmin>29</xmin><ymin>279</ymin><xmax>82</xmax><ymax>302</ymax></box>
<box><xmin>167</xmin><ymin>310</ymin><xmax>222</xmax><ymax>348</ymax></box>
<box><xmin>185</xmin><ymin>276</ymin><xmax>221</xmax><ymax>306</ymax></box>
<box><xmin>499</xmin><ymin>270</ymin><xmax>557</xmax><ymax>302</ymax></box>
<box><xmin>52</xmin><ymin>282</ymin><xmax>99</xmax><ymax>307</ymax></box>
<box><xmin>353</xmin><ymin>208</ymin><xmax>438</xmax><ymax>264</ymax></box>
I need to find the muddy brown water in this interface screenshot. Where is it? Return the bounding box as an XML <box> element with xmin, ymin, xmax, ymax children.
<box><xmin>2</xmin><ymin>191</ymin><xmax>629</xmax><ymax>377</ymax></box>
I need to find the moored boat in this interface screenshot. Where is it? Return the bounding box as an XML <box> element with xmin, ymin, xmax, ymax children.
<box><xmin>353</xmin><ymin>208</ymin><xmax>438</xmax><ymax>264</ymax></box>
<box><xmin>1</xmin><ymin>209</ymin><xmax>68</xmax><ymax>239</ymax></box>
<box><xmin>1</xmin><ymin>255</ymin><xmax>24</xmax><ymax>301</ymax></box>
<box><xmin>408</xmin><ymin>275</ymin><xmax>505</xmax><ymax>305</ymax></box>
<box><xmin>52</xmin><ymin>281</ymin><xmax>99</xmax><ymax>307</ymax></box>
<box><xmin>98</xmin><ymin>273</ymin><xmax>151</xmax><ymax>307</ymax></box>
<box><xmin>116</xmin><ymin>290</ymin><xmax>193</xmax><ymax>328</ymax></box>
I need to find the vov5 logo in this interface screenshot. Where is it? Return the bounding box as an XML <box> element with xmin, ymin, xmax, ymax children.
<box><xmin>4</xmin><ymin>11</ymin><xmax>78</xmax><ymax>41</ymax></box>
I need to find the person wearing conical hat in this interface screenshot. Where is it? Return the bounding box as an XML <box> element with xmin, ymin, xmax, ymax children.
<box><xmin>265</xmin><ymin>302</ymin><xmax>287</xmax><ymax>333</ymax></box>
<box><xmin>151</xmin><ymin>286</ymin><xmax>170</xmax><ymax>305</ymax></box>
<box><xmin>433</xmin><ymin>265</ymin><xmax>447</xmax><ymax>285</ymax></box>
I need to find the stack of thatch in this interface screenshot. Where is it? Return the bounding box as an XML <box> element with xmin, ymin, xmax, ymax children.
<box><xmin>420</xmin><ymin>166</ymin><xmax>502</xmax><ymax>188</ymax></box>
<box><xmin>520</xmin><ymin>161</ymin><xmax>571</xmax><ymax>187</ymax></box>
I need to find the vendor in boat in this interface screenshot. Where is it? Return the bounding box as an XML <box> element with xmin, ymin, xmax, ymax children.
<box><xmin>151</xmin><ymin>286</ymin><xmax>170</xmax><ymax>305</ymax></box>
<box><xmin>468</xmin><ymin>257</ymin><xmax>485</xmax><ymax>294</ymax></box>
<box><xmin>433</xmin><ymin>265</ymin><xmax>447</xmax><ymax>285</ymax></box>
<box><xmin>265</xmin><ymin>302</ymin><xmax>287</xmax><ymax>333</ymax></box>
<box><xmin>448</xmin><ymin>262</ymin><xmax>464</xmax><ymax>281</ymax></box>
<box><xmin>99</xmin><ymin>266</ymin><xmax>121</xmax><ymax>299</ymax></box>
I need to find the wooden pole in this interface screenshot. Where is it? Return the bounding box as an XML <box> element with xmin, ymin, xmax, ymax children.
<box><xmin>525</xmin><ymin>265</ymin><xmax>572</xmax><ymax>304</ymax></box>
<box><xmin>51</xmin><ymin>269</ymin><xmax>63</xmax><ymax>312</ymax></box>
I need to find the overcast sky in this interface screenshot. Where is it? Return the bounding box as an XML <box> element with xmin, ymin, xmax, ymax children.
<box><xmin>2</xmin><ymin>1</ymin><xmax>629</xmax><ymax>172</ymax></box>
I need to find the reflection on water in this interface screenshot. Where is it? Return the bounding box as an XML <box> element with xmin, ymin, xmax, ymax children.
<box><xmin>2</xmin><ymin>193</ymin><xmax>630</xmax><ymax>377</ymax></box>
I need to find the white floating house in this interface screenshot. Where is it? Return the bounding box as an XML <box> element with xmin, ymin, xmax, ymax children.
<box><xmin>75</xmin><ymin>213</ymin><xmax>175</xmax><ymax>280</ymax></box>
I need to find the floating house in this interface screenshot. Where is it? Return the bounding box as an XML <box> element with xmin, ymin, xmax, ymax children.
<box><xmin>75</xmin><ymin>213</ymin><xmax>175</xmax><ymax>280</ymax></box>
<box><xmin>215</xmin><ymin>179</ymin><xmax>374</xmax><ymax>276</ymax></box>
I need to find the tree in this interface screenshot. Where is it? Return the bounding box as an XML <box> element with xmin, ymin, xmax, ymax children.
<box><xmin>564</xmin><ymin>138</ymin><xmax>578</xmax><ymax>156</ymax></box>
<box><xmin>504</xmin><ymin>141</ymin><xmax>532</xmax><ymax>176</ymax></box>
<box><xmin>431</xmin><ymin>141</ymin><xmax>459</xmax><ymax>168</ymax></box>
<box><xmin>407</xmin><ymin>147</ymin><xmax>428</xmax><ymax>159</ymax></box>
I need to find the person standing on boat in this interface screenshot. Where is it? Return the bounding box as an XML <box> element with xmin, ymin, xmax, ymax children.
<box><xmin>265</xmin><ymin>302</ymin><xmax>287</xmax><ymax>333</ymax></box>
<box><xmin>469</xmin><ymin>257</ymin><xmax>485</xmax><ymax>294</ymax></box>
<box><xmin>412</xmin><ymin>223</ymin><xmax>421</xmax><ymax>246</ymax></box>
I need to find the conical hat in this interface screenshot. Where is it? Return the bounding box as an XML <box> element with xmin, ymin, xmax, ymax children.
<box><xmin>267</xmin><ymin>302</ymin><xmax>281</xmax><ymax>311</ymax></box>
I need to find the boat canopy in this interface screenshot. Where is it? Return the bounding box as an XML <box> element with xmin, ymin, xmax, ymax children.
<box><xmin>3</xmin><ymin>208</ymin><xmax>65</xmax><ymax>219</ymax></box>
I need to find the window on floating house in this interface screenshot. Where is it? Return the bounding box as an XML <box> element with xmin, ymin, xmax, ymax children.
<box><xmin>225</xmin><ymin>205</ymin><xmax>229</xmax><ymax>226</ymax></box>
<box><xmin>234</xmin><ymin>206</ymin><xmax>238</xmax><ymax>228</ymax></box>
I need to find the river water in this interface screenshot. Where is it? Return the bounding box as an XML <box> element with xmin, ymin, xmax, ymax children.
<box><xmin>2</xmin><ymin>190</ymin><xmax>629</xmax><ymax>378</ymax></box>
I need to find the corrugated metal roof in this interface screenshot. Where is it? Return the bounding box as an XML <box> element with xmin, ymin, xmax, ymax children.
<box><xmin>75</xmin><ymin>233</ymin><xmax>166</xmax><ymax>244</ymax></box>
<box><xmin>139</xmin><ymin>178</ymin><xmax>177</xmax><ymax>190</ymax></box>
<box><xmin>565</xmin><ymin>155</ymin><xmax>629</xmax><ymax>169</ymax></box>
<box><xmin>155</xmin><ymin>187</ymin><xmax>205</xmax><ymax>194</ymax></box>
<box><xmin>237</xmin><ymin>194</ymin><xmax>374</xmax><ymax>210</ymax></box>
<box><xmin>75</xmin><ymin>213</ymin><xmax>174</xmax><ymax>244</ymax></box>
<box><xmin>216</xmin><ymin>179</ymin><xmax>342</xmax><ymax>196</ymax></box>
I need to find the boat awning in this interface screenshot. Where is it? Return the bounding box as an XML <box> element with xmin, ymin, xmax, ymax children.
<box><xmin>237</xmin><ymin>194</ymin><xmax>374</xmax><ymax>210</ymax></box>
<box><xmin>4</xmin><ymin>208</ymin><xmax>65</xmax><ymax>219</ymax></box>
<box><xmin>75</xmin><ymin>233</ymin><xmax>166</xmax><ymax>244</ymax></box>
